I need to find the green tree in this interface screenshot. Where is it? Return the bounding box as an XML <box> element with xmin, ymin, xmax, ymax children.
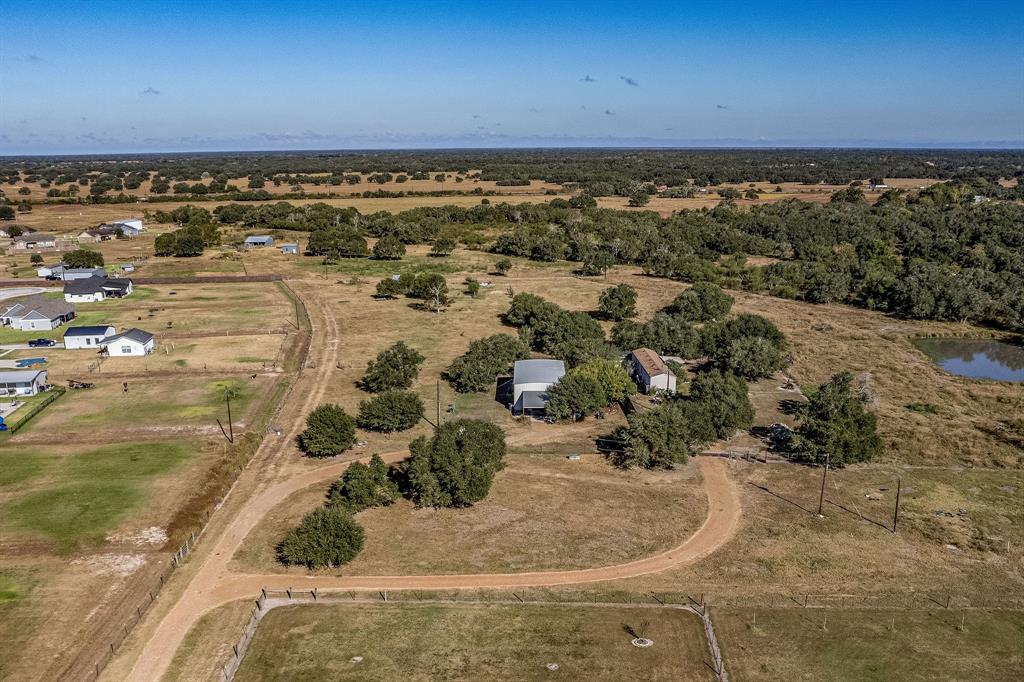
<box><xmin>154</xmin><ymin>232</ymin><xmax>176</xmax><ymax>256</ymax></box>
<box><xmin>0</xmin><ymin>206</ymin><xmax>16</xmax><ymax>220</ymax></box>
<box><xmin>628</xmin><ymin>192</ymin><xmax>651</xmax><ymax>207</ymax></box>
<box><xmin>327</xmin><ymin>454</ymin><xmax>399</xmax><ymax>511</ymax></box>
<box><xmin>375</xmin><ymin>277</ymin><xmax>404</xmax><ymax>298</ymax></box>
<box><xmin>276</xmin><ymin>506</ymin><xmax>364</xmax><ymax>568</ymax></box>
<box><xmin>671</xmin><ymin>282</ymin><xmax>734</xmax><ymax>321</ymax></box>
<box><xmin>688</xmin><ymin>369</ymin><xmax>755</xmax><ymax>438</ymax></box>
<box><xmin>465</xmin><ymin>278</ymin><xmax>481</xmax><ymax>298</ymax></box>
<box><xmin>361</xmin><ymin>341</ymin><xmax>425</xmax><ymax>392</ymax></box>
<box><xmin>597</xmin><ymin>283</ymin><xmax>638</xmax><ymax>320</ymax></box>
<box><xmin>612</xmin><ymin>400</ymin><xmax>713</xmax><ymax>469</ymax></box>
<box><xmin>357</xmin><ymin>391</ymin><xmax>424</xmax><ymax>432</ymax></box>
<box><xmin>571</xmin><ymin>358</ymin><xmax>635</xmax><ymax>402</ymax></box>
<box><xmin>401</xmin><ymin>420</ymin><xmax>506</xmax><ymax>507</ymax></box>
<box><xmin>62</xmin><ymin>249</ymin><xmax>104</xmax><ymax>268</ymax></box>
<box><xmin>173</xmin><ymin>228</ymin><xmax>206</xmax><ymax>257</ymax></box>
<box><xmin>494</xmin><ymin>258</ymin><xmax>513</xmax><ymax>275</ymax></box>
<box><xmin>545</xmin><ymin>372</ymin><xmax>608</xmax><ymax>422</ymax></box>
<box><xmin>30</xmin><ymin>253</ymin><xmax>43</xmax><ymax>264</ymax></box>
<box><xmin>791</xmin><ymin>372</ymin><xmax>883</xmax><ymax>466</ymax></box>
<box><xmin>430</xmin><ymin>237</ymin><xmax>456</xmax><ymax>256</ymax></box>
<box><xmin>444</xmin><ymin>334</ymin><xmax>530</xmax><ymax>393</ymax></box>
<box><xmin>372</xmin><ymin>235</ymin><xmax>406</xmax><ymax>260</ymax></box>
<box><xmin>713</xmin><ymin>335</ymin><xmax>785</xmax><ymax>380</ymax></box>
<box><xmin>299</xmin><ymin>404</ymin><xmax>356</xmax><ymax>457</ymax></box>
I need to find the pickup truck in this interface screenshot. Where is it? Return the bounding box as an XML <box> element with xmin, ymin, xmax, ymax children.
<box><xmin>27</xmin><ymin>338</ymin><xmax>57</xmax><ymax>347</ymax></box>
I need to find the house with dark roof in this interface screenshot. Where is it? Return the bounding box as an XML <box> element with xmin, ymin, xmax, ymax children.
<box><xmin>0</xmin><ymin>296</ymin><xmax>75</xmax><ymax>331</ymax></box>
<box><xmin>626</xmin><ymin>348</ymin><xmax>677</xmax><ymax>394</ymax></box>
<box><xmin>511</xmin><ymin>359</ymin><xmax>566</xmax><ymax>416</ymax></box>
<box><xmin>101</xmin><ymin>328</ymin><xmax>155</xmax><ymax>356</ymax></box>
<box><xmin>63</xmin><ymin>325</ymin><xmax>116</xmax><ymax>349</ymax></box>
<box><xmin>63</xmin><ymin>276</ymin><xmax>134</xmax><ymax>302</ymax></box>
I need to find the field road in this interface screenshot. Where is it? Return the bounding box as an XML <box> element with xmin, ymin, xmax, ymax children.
<box><xmin>120</xmin><ymin>287</ymin><xmax>742</xmax><ymax>682</ymax></box>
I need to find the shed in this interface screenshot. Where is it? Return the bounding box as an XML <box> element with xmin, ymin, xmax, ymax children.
<box><xmin>245</xmin><ymin>235</ymin><xmax>274</xmax><ymax>248</ymax></box>
<box><xmin>280</xmin><ymin>243</ymin><xmax>299</xmax><ymax>254</ymax></box>
<box><xmin>0</xmin><ymin>369</ymin><xmax>49</xmax><ymax>397</ymax></box>
<box><xmin>511</xmin><ymin>359</ymin><xmax>565</xmax><ymax>416</ymax></box>
<box><xmin>63</xmin><ymin>325</ymin><xmax>116</xmax><ymax>350</ymax></box>
<box><xmin>627</xmin><ymin>348</ymin><xmax>677</xmax><ymax>394</ymax></box>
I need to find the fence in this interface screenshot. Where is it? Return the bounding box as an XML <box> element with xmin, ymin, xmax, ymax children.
<box><xmin>6</xmin><ymin>386</ymin><xmax>65</xmax><ymax>433</ymax></box>
<box><xmin>75</xmin><ymin>280</ymin><xmax>312</xmax><ymax>682</ymax></box>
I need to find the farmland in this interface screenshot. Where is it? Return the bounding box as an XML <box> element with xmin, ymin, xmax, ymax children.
<box><xmin>0</xmin><ymin>163</ymin><xmax>1021</xmax><ymax>682</ymax></box>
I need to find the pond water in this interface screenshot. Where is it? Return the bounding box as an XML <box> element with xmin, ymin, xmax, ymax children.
<box><xmin>913</xmin><ymin>338</ymin><xmax>1024</xmax><ymax>382</ymax></box>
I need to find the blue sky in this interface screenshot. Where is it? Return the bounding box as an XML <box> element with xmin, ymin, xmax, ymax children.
<box><xmin>1</xmin><ymin>0</ymin><xmax>1022</xmax><ymax>154</ymax></box>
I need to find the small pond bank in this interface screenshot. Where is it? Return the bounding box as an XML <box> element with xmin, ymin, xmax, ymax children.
<box><xmin>913</xmin><ymin>337</ymin><xmax>1024</xmax><ymax>382</ymax></box>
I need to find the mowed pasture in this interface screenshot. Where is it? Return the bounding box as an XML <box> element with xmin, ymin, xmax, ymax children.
<box><xmin>231</xmin><ymin>453</ymin><xmax>706</xmax><ymax>576</ymax></box>
<box><xmin>234</xmin><ymin>603</ymin><xmax>716</xmax><ymax>682</ymax></box>
<box><xmin>714</xmin><ymin>607</ymin><xmax>1024</xmax><ymax>681</ymax></box>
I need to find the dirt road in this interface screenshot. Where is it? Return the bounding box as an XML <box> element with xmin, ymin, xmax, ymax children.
<box><xmin>120</xmin><ymin>284</ymin><xmax>742</xmax><ymax>682</ymax></box>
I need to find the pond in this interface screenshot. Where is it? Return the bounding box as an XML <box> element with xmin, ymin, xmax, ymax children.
<box><xmin>913</xmin><ymin>338</ymin><xmax>1024</xmax><ymax>382</ymax></box>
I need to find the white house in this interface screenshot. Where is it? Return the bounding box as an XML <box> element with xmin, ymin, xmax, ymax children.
<box><xmin>0</xmin><ymin>369</ymin><xmax>49</xmax><ymax>397</ymax></box>
<box><xmin>280</xmin><ymin>243</ymin><xmax>299</xmax><ymax>254</ymax></box>
<box><xmin>100</xmin><ymin>219</ymin><xmax>144</xmax><ymax>237</ymax></box>
<box><xmin>511</xmin><ymin>359</ymin><xmax>565</xmax><ymax>416</ymax></box>
<box><xmin>627</xmin><ymin>348</ymin><xmax>677</xmax><ymax>394</ymax></box>
<box><xmin>63</xmin><ymin>325</ymin><xmax>116</xmax><ymax>349</ymax></box>
<box><xmin>101</xmin><ymin>328</ymin><xmax>155</xmax><ymax>356</ymax></box>
<box><xmin>11</xmin><ymin>233</ymin><xmax>57</xmax><ymax>250</ymax></box>
<box><xmin>0</xmin><ymin>296</ymin><xmax>75</xmax><ymax>331</ymax></box>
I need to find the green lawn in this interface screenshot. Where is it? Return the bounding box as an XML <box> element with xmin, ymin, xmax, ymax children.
<box><xmin>0</xmin><ymin>441</ymin><xmax>194</xmax><ymax>552</ymax></box>
<box><xmin>235</xmin><ymin>603</ymin><xmax>715</xmax><ymax>682</ymax></box>
<box><xmin>0</xmin><ymin>311</ymin><xmax>110</xmax><ymax>344</ymax></box>
<box><xmin>715</xmin><ymin>607</ymin><xmax>1024</xmax><ymax>682</ymax></box>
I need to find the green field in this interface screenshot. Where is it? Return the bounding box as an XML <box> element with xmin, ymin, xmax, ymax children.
<box><xmin>0</xmin><ymin>441</ymin><xmax>194</xmax><ymax>552</ymax></box>
<box><xmin>714</xmin><ymin>607</ymin><xmax>1024</xmax><ymax>681</ymax></box>
<box><xmin>235</xmin><ymin>603</ymin><xmax>716</xmax><ymax>682</ymax></box>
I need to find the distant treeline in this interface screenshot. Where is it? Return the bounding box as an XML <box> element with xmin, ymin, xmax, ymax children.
<box><xmin>2</xmin><ymin>149</ymin><xmax>1022</xmax><ymax>193</ymax></box>
<box><xmin>169</xmin><ymin>180</ymin><xmax>1023</xmax><ymax>333</ymax></box>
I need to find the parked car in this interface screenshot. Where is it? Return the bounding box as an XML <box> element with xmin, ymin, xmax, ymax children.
<box><xmin>27</xmin><ymin>338</ymin><xmax>56</xmax><ymax>347</ymax></box>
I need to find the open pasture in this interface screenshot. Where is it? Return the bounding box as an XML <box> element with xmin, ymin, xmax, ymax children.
<box><xmin>235</xmin><ymin>602</ymin><xmax>716</xmax><ymax>682</ymax></box>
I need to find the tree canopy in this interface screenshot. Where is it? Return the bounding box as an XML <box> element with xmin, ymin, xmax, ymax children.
<box><xmin>445</xmin><ymin>334</ymin><xmax>530</xmax><ymax>393</ymax></box>
<box><xmin>361</xmin><ymin>342</ymin><xmax>425</xmax><ymax>392</ymax></box>
<box><xmin>791</xmin><ymin>372</ymin><xmax>883</xmax><ymax>467</ymax></box>
<box><xmin>357</xmin><ymin>390</ymin><xmax>424</xmax><ymax>432</ymax></box>
<box><xmin>401</xmin><ymin>420</ymin><xmax>506</xmax><ymax>507</ymax></box>
<box><xmin>298</xmin><ymin>404</ymin><xmax>356</xmax><ymax>457</ymax></box>
<box><xmin>276</xmin><ymin>506</ymin><xmax>364</xmax><ymax>569</ymax></box>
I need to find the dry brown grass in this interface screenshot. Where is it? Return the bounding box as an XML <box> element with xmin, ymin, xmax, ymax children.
<box><xmin>230</xmin><ymin>453</ymin><xmax>706</xmax><ymax>576</ymax></box>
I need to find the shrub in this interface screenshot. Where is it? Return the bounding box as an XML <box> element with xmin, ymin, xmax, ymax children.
<box><xmin>299</xmin><ymin>404</ymin><xmax>356</xmax><ymax>457</ymax></box>
<box><xmin>671</xmin><ymin>282</ymin><xmax>734</xmax><ymax>321</ymax></box>
<box><xmin>401</xmin><ymin>420</ymin><xmax>506</xmax><ymax>507</ymax></box>
<box><xmin>276</xmin><ymin>506</ymin><xmax>364</xmax><ymax>568</ymax></box>
<box><xmin>361</xmin><ymin>342</ymin><xmax>425</xmax><ymax>392</ymax></box>
<box><xmin>494</xmin><ymin>258</ymin><xmax>512</xmax><ymax>275</ymax></box>
<box><xmin>791</xmin><ymin>372</ymin><xmax>883</xmax><ymax>466</ymax></box>
<box><xmin>327</xmin><ymin>454</ymin><xmax>399</xmax><ymax>511</ymax></box>
<box><xmin>357</xmin><ymin>390</ymin><xmax>424</xmax><ymax>432</ymax></box>
<box><xmin>372</xmin><ymin>235</ymin><xmax>406</xmax><ymax>260</ymax></box>
<box><xmin>62</xmin><ymin>249</ymin><xmax>104</xmax><ymax>268</ymax></box>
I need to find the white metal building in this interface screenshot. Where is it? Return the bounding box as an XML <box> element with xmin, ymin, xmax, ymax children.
<box><xmin>511</xmin><ymin>359</ymin><xmax>565</xmax><ymax>416</ymax></box>
<box><xmin>63</xmin><ymin>325</ymin><xmax>116</xmax><ymax>350</ymax></box>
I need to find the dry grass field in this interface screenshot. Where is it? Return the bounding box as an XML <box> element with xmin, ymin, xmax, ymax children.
<box><xmin>714</xmin><ymin>607</ymin><xmax>1024</xmax><ymax>681</ymax></box>
<box><xmin>233</xmin><ymin>603</ymin><xmax>716</xmax><ymax>682</ymax></box>
<box><xmin>230</xmin><ymin>453</ymin><xmax>706</xmax><ymax>576</ymax></box>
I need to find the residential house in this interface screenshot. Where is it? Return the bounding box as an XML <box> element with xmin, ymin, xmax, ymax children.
<box><xmin>0</xmin><ymin>369</ymin><xmax>49</xmax><ymax>397</ymax></box>
<box><xmin>101</xmin><ymin>328</ymin><xmax>155</xmax><ymax>356</ymax></box>
<box><xmin>626</xmin><ymin>347</ymin><xmax>677</xmax><ymax>394</ymax></box>
<box><xmin>244</xmin><ymin>235</ymin><xmax>274</xmax><ymax>248</ymax></box>
<box><xmin>11</xmin><ymin>233</ymin><xmax>57</xmax><ymax>250</ymax></box>
<box><xmin>99</xmin><ymin>219</ymin><xmax>144</xmax><ymax>237</ymax></box>
<box><xmin>63</xmin><ymin>276</ymin><xmax>133</xmax><ymax>302</ymax></box>
<box><xmin>511</xmin><ymin>359</ymin><xmax>566</xmax><ymax>416</ymax></box>
<box><xmin>0</xmin><ymin>226</ymin><xmax>35</xmax><ymax>239</ymax></box>
<box><xmin>63</xmin><ymin>325</ymin><xmax>116</xmax><ymax>349</ymax></box>
<box><xmin>0</xmin><ymin>296</ymin><xmax>75</xmax><ymax>331</ymax></box>
<box><xmin>280</xmin><ymin>243</ymin><xmax>299</xmax><ymax>254</ymax></box>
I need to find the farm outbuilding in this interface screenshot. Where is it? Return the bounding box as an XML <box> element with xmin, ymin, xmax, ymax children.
<box><xmin>63</xmin><ymin>325</ymin><xmax>116</xmax><ymax>349</ymax></box>
<box><xmin>101</xmin><ymin>328</ymin><xmax>155</xmax><ymax>356</ymax></box>
<box><xmin>244</xmin><ymin>235</ymin><xmax>274</xmax><ymax>248</ymax></box>
<box><xmin>280</xmin><ymin>243</ymin><xmax>299</xmax><ymax>254</ymax></box>
<box><xmin>627</xmin><ymin>348</ymin><xmax>677</xmax><ymax>394</ymax></box>
<box><xmin>0</xmin><ymin>369</ymin><xmax>49</xmax><ymax>397</ymax></box>
<box><xmin>511</xmin><ymin>359</ymin><xmax>565</xmax><ymax>416</ymax></box>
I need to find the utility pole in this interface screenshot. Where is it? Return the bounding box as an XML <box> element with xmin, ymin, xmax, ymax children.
<box><xmin>816</xmin><ymin>451</ymin><xmax>831</xmax><ymax>516</ymax></box>
<box><xmin>436</xmin><ymin>380</ymin><xmax>441</xmax><ymax>427</ymax></box>
<box><xmin>226</xmin><ymin>391</ymin><xmax>234</xmax><ymax>443</ymax></box>
<box><xmin>892</xmin><ymin>478</ymin><xmax>901</xmax><ymax>533</ymax></box>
